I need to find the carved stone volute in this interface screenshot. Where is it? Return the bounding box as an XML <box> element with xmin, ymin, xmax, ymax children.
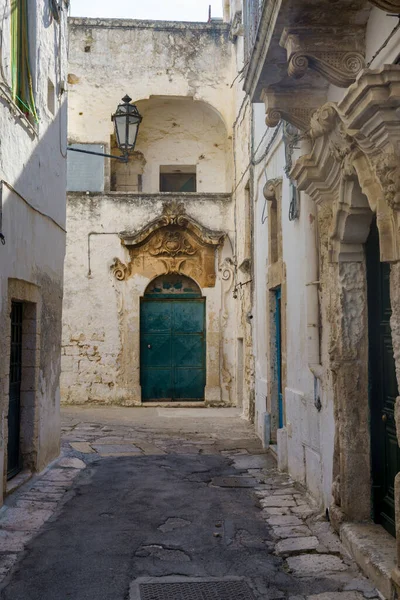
<box><xmin>116</xmin><ymin>202</ymin><xmax>225</xmax><ymax>287</ymax></box>
<box><xmin>281</xmin><ymin>28</ymin><xmax>365</xmax><ymax>88</ymax></box>
<box><xmin>263</xmin><ymin>178</ymin><xmax>282</xmax><ymax>206</ymax></box>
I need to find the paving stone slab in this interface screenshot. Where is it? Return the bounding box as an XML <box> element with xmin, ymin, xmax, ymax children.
<box><xmin>0</xmin><ymin>530</ymin><xmax>32</xmax><ymax>552</ymax></box>
<box><xmin>276</xmin><ymin>536</ymin><xmax>319</xmax><ymax>555</ymax></box>
<box><xmin>91</xmin><ymin>444</ymin><xmax>142</xmax><ymax>455</ymax></box>
<box><xmin>57</xmin><ymin>457</ymin><xmax>86</xmax><ymax>469</ymax></box>
<box><xmin>286</xmin><ymin>554</ymin><xmax>348</xmax><ymax>576</ymax></box>
<box><xmin>41</xmin><ymin>469</ymin><xmax>77</xmax><ymax>482</ymax></box>
<box><xmin>70</xmin><ymin>442</ymin><xmax>95</xmax><ymax>453</ymax></box>
<box><xmin>261</xmin><ymin>496</ymin><xmax>297</xmax><ymax>507</ymax></box>
<box><xmin>0</xmin><ymin>554</ymin><xmax>19</xmax><ymax>578</ymax></box>
<box><xmin>14</xmin><ymin>499</ymin><xmax>58</xmax><ymax>511</ymax></box>
<box><xmin>262</xmin><ymin>507</ymin><xmax>291</xmax><ymax>517</ymax></box>
<box><xmin>267</xmin><ymin>515</ymin><xmax>303</xmax><ymax>526</ymax></box>
<box><xmin>307</xmin><ymin>593</ymin><xmax>365</xmax><ymax>599</ymax></box>
<box><xmin>0</xmin><ymin>508</ymin><xmax>53</xmax><ymax>532</ymax></box>
<box><xmin>233</xmin><ymin>455</ymin><xmax>274</xmax><ymax>470</ymax></box>
<box><xmin>272</xmin><ymin>525</ymin><xmax>313</xmax><ymax>539</ymax></box>
<box><xmin>290</xmin><ymin>506</ymin><xmax>315</xmax><ymax>517</ymax></box>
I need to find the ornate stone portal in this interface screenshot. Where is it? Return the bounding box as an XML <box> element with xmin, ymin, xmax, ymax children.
<box><xmin>290</xmin><ymin>66</ymin><xmax>400</xmax><ymax>587</ymax></box>
<box><xmin>111</xmin><ymin>201</ymin><xmax>225</xmax><ymax>287</ymax></box>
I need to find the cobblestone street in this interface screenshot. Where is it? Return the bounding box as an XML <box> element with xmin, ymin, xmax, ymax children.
<box><xmin>0</xmin><ymin>407</ymin><xmax>382</xmax><ymax>599</ymax></box>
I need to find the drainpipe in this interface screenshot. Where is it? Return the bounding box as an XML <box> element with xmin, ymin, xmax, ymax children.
<box><xmin>304</xmin><ymin>192</ymin><xmax>324</xmax><ymax>414</ymax></box>
<box><xmin>298</xmin><ymin>135</ymin><xmax>323</xmax><ymax>405</ymax></box>
<box><xmin>305</xmin><ymin>191</ymin><xmax>323</xmax><ymax>380</ymax></box>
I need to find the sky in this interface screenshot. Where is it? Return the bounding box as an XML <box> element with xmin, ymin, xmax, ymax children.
<box><xmin>69</xmin><ymin>0</ymin><xmax>224</xmax><ymax>22</ymax></box>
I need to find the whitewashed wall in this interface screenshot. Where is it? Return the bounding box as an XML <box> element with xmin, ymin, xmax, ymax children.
<box><xmin>0</xmin><ymin>0</ymin><xmax>68</xmax><ymax>493</ymax></box>
<box><xmin>63</xmin><ymin>18</ymin><xmax>238</xmax><ymax>407</ymax></box>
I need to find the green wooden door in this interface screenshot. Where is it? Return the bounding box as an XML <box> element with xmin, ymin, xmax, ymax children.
<box><xmin>367</xmin><ymin>219</ymin><xmax>400</xmax><ymax>536</ymax></box>
<box><xmin>141</xmin><ymin>294</ymin><xmax>206</xmax><ymax>402</ymax></box>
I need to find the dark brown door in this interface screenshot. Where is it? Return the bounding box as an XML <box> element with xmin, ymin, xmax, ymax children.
<box><xmin>7</xmin><ymin>301</ymin><xmax>23</xmax><ymax>479</ymax></box>
<box><xmin>367</xmin><ymin>218</ymin><xmax>400</xmax><ymax>536</ymax></box>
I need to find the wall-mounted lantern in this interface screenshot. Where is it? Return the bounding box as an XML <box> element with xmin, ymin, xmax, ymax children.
<box><xmin>112</xmin><ymin>95</ymin><xmax>142</xmax><ymax>158</ymax></box>
<box><xmin>68</xmin><ymin>95</ymin><xmax>142</xmax><ymax>163</ymax></box>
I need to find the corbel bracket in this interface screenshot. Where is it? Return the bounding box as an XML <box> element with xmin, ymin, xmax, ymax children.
<box><xmin>262</xmin><ymin>87</ymin><xmax>326</xmax><ymax>131</ymax></box>
<box><xmin>281</xmin><ymin>28</ymin><xmax>365</xmax><ymax>88</ymax></box>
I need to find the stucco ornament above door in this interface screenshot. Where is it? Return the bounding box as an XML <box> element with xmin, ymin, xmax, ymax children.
<box><xmin>111</xmin><ymin>201</ymin><xmax>225</xmax><ymax>287</ymax></box>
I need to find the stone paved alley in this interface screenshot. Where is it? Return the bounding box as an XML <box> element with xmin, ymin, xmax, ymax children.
<box><xmin>0</xmin><ymin>408</ymin><xmax>382</xmax><ymax>599</ymax></box>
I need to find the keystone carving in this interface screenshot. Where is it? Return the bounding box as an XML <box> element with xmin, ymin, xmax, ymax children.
<box><xmin>368</xmin><ymin>0</ymin><xmax>400</xmax><ymax>10</ymax></box>
<box><xmin>281</xmin><ymin>29</ymin><xmax>365</xmax><ymax>88</ymax></box>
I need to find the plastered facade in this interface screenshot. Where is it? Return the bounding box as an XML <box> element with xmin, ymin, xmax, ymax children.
<box><xmin>242</xmin><ymin>0</ymin><xmax>400</xmax><ymax>595</ymax></box>
<box><xmin>62</xmin><ymin>18</ymin><xmax>244</xmax><ymax>409</ymax></box>
<box><xmin>0</xmin><ymin>1</ymin><xmax>68</xmax><ymax>497</ymax></box>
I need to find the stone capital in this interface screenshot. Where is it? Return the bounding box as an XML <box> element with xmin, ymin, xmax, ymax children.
<box><xmin>280</xmin><ymin>27</ymin><xmax>365</xmax><ymax>88</ymax></box>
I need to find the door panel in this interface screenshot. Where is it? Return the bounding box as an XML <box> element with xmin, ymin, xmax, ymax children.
<box><xmin>174</xmin><ymin>368</ymin><xmax>205</xmax><ymax>399</ymax></box>
<box><xmin>173</xmin><ymin>335</ymin><xmax>204</xmax><ymax>367</ymax></box>
<box><xmin>367</xmin><ymin>219</ymin><xmax>400</xmax><ymax>537</ymax></box>
<box><xmin>173</xmin><ymin>301</ymin><xmax>204</xmax><ymax>333</ymax></box>
<box><xmin>141</xmin><ymin>298</ymin><xmax>205</xmax><ymax>402</ymax></box>
<box><xmin>141</xmin><ymin>368</ymin><xmax>173</xmax><ymax>401</ymax></box>
<box><xmin>141</xmin><ymin>302</ymin><xmax>172</xmax><ymax>332</ymax></box>
<box><xmin>140</xmin><ymin>334</ymin><xmax>172</xmax><ymax>368</ymax></box>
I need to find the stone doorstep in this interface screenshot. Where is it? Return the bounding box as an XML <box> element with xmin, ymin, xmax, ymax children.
<box><xmin>340</xmin><ymin>522</ymin><xmax>397</xmax><ymax>599</ymax></box>
<box><xmin>5</xmin><ymin>471</ymin><xmax>32</xmax><ymax>496</ymax></box>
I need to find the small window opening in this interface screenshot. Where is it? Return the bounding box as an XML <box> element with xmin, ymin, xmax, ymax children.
<box><xmin>47</xmin><ymin>78</ymin><xmax>55</xmax><ymax>115</ymax></box>
<box><xmin>160</xmin><ymin>166</ymin><xmax>197</xmax><ymax>192</ymax></box>
<box><xmin>84</xmin><ymin>45</ymin><xmax>91</xmax><ymax>53</ymax></box>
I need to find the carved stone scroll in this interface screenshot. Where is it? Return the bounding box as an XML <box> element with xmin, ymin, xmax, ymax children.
<box><xmin>117</xmin><ymin>201</ymin><xmax>225</xmax><ymax>288</ymax></box>
<box><xmin>261</xmin><ymin>87</ymin><xmax>325</xmax><ymax>131</ymax></box>
<box><xmin>281</xmin><ymin>28</ymin><xmax>365</xmax><ymax>88</ymax></box>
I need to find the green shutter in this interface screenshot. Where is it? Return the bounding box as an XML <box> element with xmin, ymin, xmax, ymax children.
<box><xmin>10</xmin><ymin>0</ymin><xmax>38</xmax><ymax>121</ymax></box>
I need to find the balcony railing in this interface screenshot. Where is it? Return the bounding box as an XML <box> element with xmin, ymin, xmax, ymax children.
<box><xmin>243</xmin><ymin>0</ymin><xmax>264</xmax><ymax>63</ymax></box>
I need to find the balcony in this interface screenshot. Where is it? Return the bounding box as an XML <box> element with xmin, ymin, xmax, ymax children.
<box><xmin>243</xmin><ymin>0</ymin><xmax>371</xmax><ymax>131</ymax></box>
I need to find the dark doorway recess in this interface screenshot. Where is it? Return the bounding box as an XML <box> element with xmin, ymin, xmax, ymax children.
<box><xmin>8</xmin><ymin>301</ymin><xmax>23</xmax><ymax>479</ymax></box>
<box><xmin>367</xmin><ymin>218</ymin><xmax>400</xmax><ymax>537</ymax></box>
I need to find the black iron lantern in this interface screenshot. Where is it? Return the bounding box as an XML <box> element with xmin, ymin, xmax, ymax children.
<box><xmin>68</xmin><ymin>94</ymin><xmax>142</xmax><ymax>163</ymax></box>
<box><xmin>112</xmin><ymin>95</ymin><xmax>142</xmax><ymax>157</ymax></box>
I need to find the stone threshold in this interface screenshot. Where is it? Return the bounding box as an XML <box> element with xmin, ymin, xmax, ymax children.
<box><xmin>340</xmin><ymin>522</ymin><xmax>397</xmax><ymax>599</ymax></box>
<box><xmin>5</xmin><ymin>470</ymin><xmax>33</xmax><ymax>496</ymax></box>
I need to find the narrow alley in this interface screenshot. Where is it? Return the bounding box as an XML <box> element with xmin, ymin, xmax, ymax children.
<box><xmin>0</xmin><ymin>408</ymin><xmax>381</xmax><ymax>600</ymax></box>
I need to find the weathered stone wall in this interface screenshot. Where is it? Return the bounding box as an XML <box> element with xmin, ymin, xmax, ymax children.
<box><xmin>68</xmin><ymin>18</ymin><xmax>235</xmax><ymax>148</ymax></box>
<box><xmin>0</xmin><ymin>1</ymin><xmax>68</xmax><ymax>495</ymax></box>
<box><xmin>62</xmin><ymin>193</ymin><xmax>235</xmax><ymax>406</ymax></box>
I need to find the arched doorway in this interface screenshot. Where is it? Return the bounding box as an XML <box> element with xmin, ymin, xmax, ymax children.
<box><xmin>367</xmin><ymin>218</ymin><xmax>400</xmax><ymax>536</ymax></box>
<box><xmin>140</xmin><ymin>275</ymin><xmax>206</xmax><ymax>402</ymax></box>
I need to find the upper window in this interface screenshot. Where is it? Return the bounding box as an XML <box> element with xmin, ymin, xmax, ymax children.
<box><xmin>160</xmin><ymin>166</ymin><xmax>196</xmax><ymax>193</ymax></box>
<box><xmin>11</xmin><ymin>0</ymin><xmax>38</xmax><ymax>121</ymax></box>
